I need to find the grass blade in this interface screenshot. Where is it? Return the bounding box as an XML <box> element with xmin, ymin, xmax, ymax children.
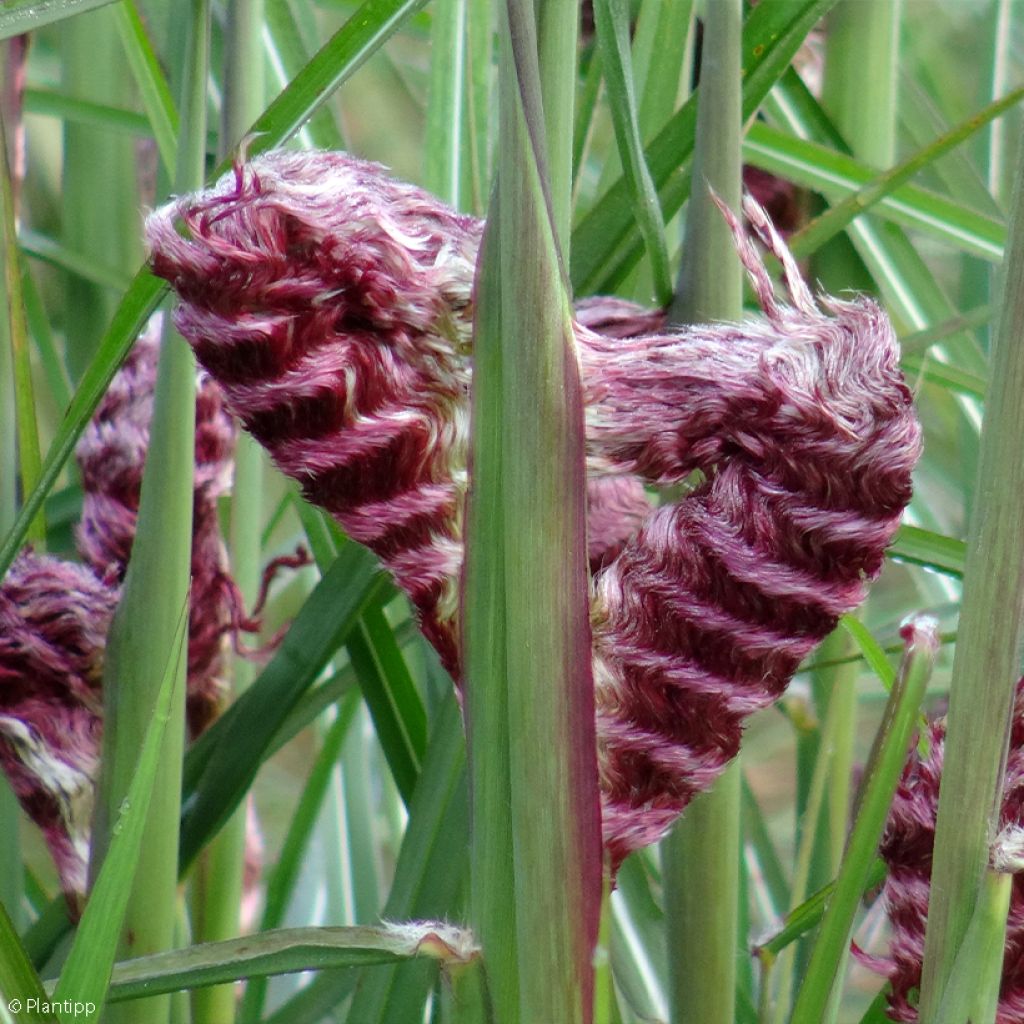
<box><xmin>743</xmin><ymin>123</ymin><xmax>1005</xmax><ymax>263</ymax></box>
<box><xmin>592</xmin><ymin>0</ymin><xmax>672</xmax><ymax>304</ymax></box>
<box><xmin>0</xmin><ymin>110</ymin><xmax>43</xmax><ymax>546</ymax></box>
<box><xmin>887</xmin><ymin>525</ymin><xmax>965</xmax><ymax>578</ymax></box>
<box><xmin>0</xmin><ymin>898</ymin><xmax>56</xmax><ymax>1024</ymax></box>
<box><xmin>787</xmin><ymin>86</ymin><xmax>1024</xmax><ymax>261</ymax></box>
<box><xmin>570</xmin><ymin>0</ymin><xmax>837</xmax><ymax>296</ymax></box>
<box><xmin>0</xmin><ymin>268</ymin><xmax>164</xmax><ymax>578</ymax></box>
<box><xmin>0</xmin><ymin>0</ymin><xmax>119</xmax><ymax>39</ymax></box>
<box><xmin>113</xmin><ymin>1</ymin><xmax>179</xmax><ymax>175</ymax></box>
<box><xmin>343</xmin><ymin>693</ymin><xmax>469</xmax><ymax>1024</ymax></box>
<box><xmin>790</xmin><ymin>619</ymin><xmax>939</xmax><ymax>1023</ymax></box>
<box><xmin>917</xmin><ymin>119</ymin><xmax>1024</xmax><ymax>1024</ymax></box>
<box><xmin>102</xmin><ymin>923</ymin><xmax>478</xmax><ymax>1003</ymax></box>
<box><xmin>247</xmin><ymin>0</ymin><xmax>428</xmax><ymax>161</ymax></box>
<box><xmin>51</xmin><ymin>606</ymin><xmax>188</xmax><ymax>1023</ymax></box>
<box><xmin>179</xmin><ymin>543</ymin><xmax>383</xmax><ymax>872</ymax></box>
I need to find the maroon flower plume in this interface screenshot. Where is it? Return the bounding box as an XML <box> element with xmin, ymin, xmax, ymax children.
<box><xmin>0</xmin><ymin>315</ymin><xmax>238</xmax><ymax>904</ymax></box>
<box><xmin>0</xmin><ymin>554</ymin><xmax>115</xmax><ymax>903</ymax></box>
<box><xmin>583</xmin><ymin>198</ymin><xmax>921</xmax><ymax>863</ymax></box>
<box><xmin>857</xmin><ymin>678</ymin><xmax>1024</xmax><ymax>1023</ymax></box>
<box><xmin>145</xmin><ymin>152</ymin><xmax>920</xmax><ymax>866</ymax></box>
<box><xmin>148</xmin><ymin>154</ymin><xmax>479</xmax><ymax>677</ymax></box>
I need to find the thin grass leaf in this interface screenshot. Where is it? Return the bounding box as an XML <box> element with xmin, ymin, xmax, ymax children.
<box><xmin>917</xmin><ymin>123</ymin><xmax>1024</xmax><ymax>1024</ymax></box>
<box><xmin>902</xmin><ymin>355</ymin><xmax>986</xmax><ymax>400</ymax></box>
<box><xmin>20</xmin><ymin>261</ymin><xmax>71</xmax><ymax>415</ymax></box>
<box><xmin>0</xmin><ymin>898</ymin><xmax>56</xmax><ymax>1024</ymax></box>
<box><xmin>293</xmin><ymin>498</ymin><xmax>426</xmax><ymax>806</ymax></box>
<box><xmin>609</xmin><ymin>856</ymin><xmax>669</xmax><ymax>1024</ymax></box>
<box><xmin>0</xmin><ymin>0</ymin><xmax>120</xmax><ymax>39</ymax></box>
<box><xmin>247</xmin><ymin>0</ymin><xmax>428</xmax><ymax>161</ymax></box>
<box><xmin>263</xmin><ymin>0</ymin><xmax>346</xmax><ymax>149</ymax></box>
<box><xmin>100</xmin><ymin>923</ymin><xmax>478</xmax><ymax>1003</ymax></box>
<box><xmin>887</xmin><ymin>524</ymin><xmax>965</xmax><ymax>578</ymax></box>
<box><xmin>786</xmin><ymin>85</ymin><xmax>1024</xmax><ymax>259</ymax></box>
<box><xmin>755</xmin><ymin>859</ymin><xmax>887</xmax><ymax>960</ymax></box>
<box><xmin>19</xmin><ymin>231</ymin><xmax>132</xmax><ymax>293</ymax></box>
<box><xmin>839</xmin><ymin>616</ymin><xmax>897</xmax><ymax>690</ymax></box>
<box><xmin>23</xmin><ymin>88</ymin><xmax>155</xmax><ymax>137</ymax></box>
<box><xmin>0</xmin><ymin>111</ymin><xmax>43</xmax><ymax>546</ymax></box>
<box><xmin>0</xmin><ymin>268</ymin><xmax>164</xmax><ymax>578</ymax></box>
<box><xmin>592</xmin><ymin>0</ymin><xmax>672</xmax><ymax>304</ymax></box>
<box><xmin>741</xmin><ymin>776</ymin><xmax>791</xmax><ymax>918</ymax></box>
<box><xmin>346</xmin><ymin>603</ymin><xmax>427</xmax><ymax>806</ymax></box>
<box><xmin>570</xmin><ymin>0</ymin><xmax>838</xmax><ymax>295</ymax></box>
<box><xmin>51</xmin><ymin>606</ymin><xmax>187</xmax><ymax>1024</ymax></box>
<box><xmin>179</xmin><ymin>543</ymin><xmax>383</xmax><ymax>872</ymax></box>
<box><xmin>791</xmin><ymin>619</ymin><xmax>939</xmax><ymax>1023</ymax></box>
<box><xmin>343</xmin><ymin>693</ymin><xmax>469</xmax><ymax>1024</ymax></box>
<box><xmin>236</xmin><ymin>692</ymin><xmax>363</xmax><ymax>1021</ymax></box>
<box><xmin>900</xmin><ymin>305</ymin><xmax>993</xmax><ymax>356</ymax></box>
<box><xmin>113</xmin><ymin>1</ymin><xmax>179</xmax><ymax>175</ymax></box>
<box><xmin>743</xmin><ymin>123</ymin><xmax>1005</xmax><ymax>263</ymax></box>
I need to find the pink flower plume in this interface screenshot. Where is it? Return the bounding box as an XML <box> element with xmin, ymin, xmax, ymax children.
<box><xmin>146</xmin><ymin>151</ymin><xmax>921</xmax><ymax>868</ymax></box>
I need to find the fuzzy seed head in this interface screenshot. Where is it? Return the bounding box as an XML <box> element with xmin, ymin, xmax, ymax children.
<box><xmin>147</xmin><ymin>150</ymin><xmax>921</xmax><ymax>870</ymax></box>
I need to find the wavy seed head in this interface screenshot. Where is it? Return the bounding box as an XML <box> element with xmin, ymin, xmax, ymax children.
<box><xmin>0</xmin><ymin>553</ymin><xmax>116</xmax><ymax>907</ymax></box>
<box><xmin>856</xmin><ymin>678</ymin><xmax>1024</xmax><ymax>1023</ymax></box>
<box><xmin>146</xmin><ymin>151</ymin><xmax>921</xmax><ymax>870</ymax></box>
<box><xmin>585</xmin><ymin>196</ymin><xmax>921</xmax><ymax>865</ymax></box>
<box><xmin>147</xmin><ymin>152</ymin><xmax>481</xmax><ymax>676</ymax></box>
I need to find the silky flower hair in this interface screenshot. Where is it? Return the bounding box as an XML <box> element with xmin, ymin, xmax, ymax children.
<box><xmin>0</xmin><ymin>554</ymin><xmax>115</xmax><ymax>903</ymax></box>
<box><xmin>583</xmin><ymin>199</ymin><xmax>921</xmax><ymax>863</ymax></box>
<box><xmin>146</xmin><ymin>150</ymin><xmax>920</xmax><ymax>866</ymax></box>
<box><xmin>857</xmin><ymin>679</ymin><xmax>1024</xmax><ymax>1023</ymax></box>
<box><xmin>0</xmin><ymin>316</ymin><xmax>239</xmax><ymax>904</ymax></box>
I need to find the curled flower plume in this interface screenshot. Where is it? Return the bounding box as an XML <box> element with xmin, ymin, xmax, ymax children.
<box><xmin>146</xmin><ymin>151</ymin><xmax>920</xmax><ymax>866</ymax></box>
<box><xmin>0</xmin><ymin>315</ymin><xmax>240</xmax><ymax>903</ymax></box>
<box><xmin>148</xmin><ymin>153</ymin><xmax>480</xmax><ymax>676</ymax></box>
<box><xmin>0</xmin><ymin>554</ymin><xmax>115</xmax><ymax>904</ymax></box>
<box><xmin>857</xmin><ymin>678</ymin><xmax>1024</xmax><ymax>1023</ymax></box>
<box><xmin>584</xmin><ymin>198</ymin><xmax>921</xmax><ymax>863</ymax></box>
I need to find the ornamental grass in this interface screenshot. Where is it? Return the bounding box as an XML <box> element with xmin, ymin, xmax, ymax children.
<box><xmin>0</xmin><ymin>4</ymin><xmax>1023</xmax><ymax>1024</ymax></box>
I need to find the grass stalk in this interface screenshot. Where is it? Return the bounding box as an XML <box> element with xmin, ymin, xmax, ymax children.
<box><xmin>790</xmin><ymin>620</ymin><xmax>938</xmax><ymax>1023</ymax></box>
<box><xmin>87</xmin><ymin>5</ymin><xmax>209</xmax><ymax>1023</ymax></box>
<box><xmin>188</xmin><ymin>4</ymin><xmax>265</xmax><ymax>1020</ymax></box>
<box><xmin>916</xmin><ymin>143</ymin><xmax>1024</xmax><ymax>1023</ymax></box>
<box><xmin>0</xmin><ymin>43</ymin><xmax>23</xmax><ymax>924</ymax></box>
<box><xmin>463</xmin><ymin>1</ymin><xmax>601</xmax><ymax>1020</ymax></box>
<box><xmin>662</xmin><ymin>3</ymin><xmax>742</xmax><ymax>1023</ymax></box>
<box><xmin>60</xmin><ymin>6</ymin><xmax>141</xmax><ymax>382</ymax></box>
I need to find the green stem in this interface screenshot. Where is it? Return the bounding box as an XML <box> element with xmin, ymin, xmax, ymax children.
<box><xmin>662</xmin><ymin>3</ymin><xmax>742</xmax><ymax>1023</ymax></box>
<box><xmin>189</xmin><ymin>5</ymin><xmax>265</xmax><ymax>1021</ymax></box>
<box><xmin>790</xmin><ymin>621</ymin><xmax>938</xmax><ymax>1024</ymax></box>
<box><xmin>88</xmin><ymin>4</ymin><xmax>209</xmax><ymax>1023</ymax></box>
<box><xmin>61</xmin><ymin>5</ymin><xmax>141</xmax><ymax>382</ymax></box>
<box><xmin>917</xmin><ymin>145</ymin><xmax>1024</xmax><ymax>1024</ymax></box>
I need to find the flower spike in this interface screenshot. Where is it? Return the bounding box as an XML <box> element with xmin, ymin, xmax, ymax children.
<box><xmin>147</xmin><ymin>150</ymin><xmax>921</xmax><ymax>867</ymax></box>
